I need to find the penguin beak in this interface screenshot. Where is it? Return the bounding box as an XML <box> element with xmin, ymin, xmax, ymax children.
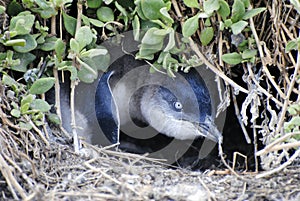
<box><xmin>194</xmin><ymin>117</ymin><xmax>222</xmax><ymax>143</ymax></box>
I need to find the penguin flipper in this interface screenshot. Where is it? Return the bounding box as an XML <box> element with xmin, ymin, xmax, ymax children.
<box><xmin>95</xmin><ymin>71</ymin><xmax>120</xmax><ymax>144</ymax></box>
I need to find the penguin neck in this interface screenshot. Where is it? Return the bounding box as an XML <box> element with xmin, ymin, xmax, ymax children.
<box><xmin>129</xmin><ymin>86</ymin><xmax>149</xmax><ymax>127</ymax></box>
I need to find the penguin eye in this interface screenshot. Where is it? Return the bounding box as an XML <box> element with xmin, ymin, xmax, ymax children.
<box><xmin>173</xmin><ymin>101</ymin><xmax>183</xmax><ymax>111</ymax></box>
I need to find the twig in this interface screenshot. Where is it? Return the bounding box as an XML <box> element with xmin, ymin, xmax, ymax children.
<box><xmin>70</xmin><ymin>80</ymin><xmax>80</xmax><ymax>153</ymax></box>
<box><xmin>51</xmin><ymin>9</ymin><xmax>64</xmax><ymax>132</ymax></box>
<box><xmin>47</xmin><ymin>191</ymin><xmax>120</xmax><ymax>200</ymax></box>
<box><xmin>216</xmin><ymin>14</ymin><xmax>224</xmax><ymax>68</ymax></box>
<box><xmin>247</xmin><ymin>63</ymin><xmax>283</xmax><ymax>107</ymax></box>
<box><xmin>2</xmin><ymin>152</ymin><xmax>35</xmax><ymax>186</ymax></box>
<box><xmin>198</xmin><ymin>177</ymin><xmax>217</xmax><ymax>201</ymax></box>
<box><xmin>275</xmin><ymin>30</ymin><xmax>300</xmax><ymax>135</ymax></box>
<box><xmin>70</xmin><ymin>1</ymin><xmax>84</xmax><ymax>153</ymax></box>
<box><xmin>188</xmin><ymin>38</ymin><xmax>249</xmax><ymax>94</ymax></box>
<box><xmin>0</xmin><ymin>107</ymin><xmax>26</xmax><ymax>131</ymax></box>
<box><xmin>101</xmin><ymin>21</ymin><xmax>124</xmax><ymax>40</ymax></box>
<box><xmin>262</xmin><ymin>141</ymin><xmax>300</xmax><ymax>153</ymax></box>
<box><xmin>231</xmin><ymin>89</ymin><xmax>251</xmax><ymax>144</ymax></box>
<box><xmin>218</xmin><ymin>142</ymin><xmax>246</xmax><ymax>180</ymax></box>
<box><xmin>53</xmin><ymin>69</ymin><xmax>62</xmax><ymax>124</ymax></box>
<box><xmin>232</xmin><ymin>152</ymin><xmax>248</xmax><ymax>172</ymax></box>
<box><xmin>256</xmin><ymin>131</ymin><xmax>300</xmax><ymax>156</ymax></box>
<box><xmin>256</xmin><ymin>148</ymin><xmax>300</xmax><ymax>178</ymax></box>
<box><xmin>59</xmin><ymin>8</ymin><xmax>63</xmax><ymax>40</ymax></box>
<box><xmin>101</xmin><ymin>149</ymin><xmax>167</xmax><ymax>164</ymax></box>
<box><xmin>83</xmin><ymin>161</ymin><xmax>144</xmax><ymax>198</ymax></box>
<box><xmin>25</xmin><ymin>116</ymin><xmax>50</xmax><ymax>146</ymax></box>
<box><xmin>171</xmin><ymin>0</ymin><xmax>182</xmax><ymax>18</ymax></box>
<box><xmin>252</xmin><ymin>117</ymin><xmax>259</xmax><ymax>172</ymax></box>
<box><xmin>40</xmin><ymin>93</ymin><xmax>50</xmax><ymax>139</ymax></box>
<box><xmin>76</xmin><ymin>1</ymin><xmax>82</xmax><ymax>31</ymax></box>
<box><xmin>0</xmin><ymin>154</ymin><xmax>27</xmax><ymax>200</ymax></box>
<box><xmin>249</xmin><ymin>9</ymin><xmax>286</xmax><ymax>99</ymax></box>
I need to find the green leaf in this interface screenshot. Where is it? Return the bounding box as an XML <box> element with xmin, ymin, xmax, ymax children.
<box><xmin>141</xmin><ymin>0</ymin><xmax>165</xmax><ymax>20</ymax></box>
<box><xmin>218</xmin><ymin>0</ymin><xmax>230</xmax><ymax>20</ymax></box>
<box><xmin>62</xmin><ymin>11</ymin><xmax>77</xmax><ymax>36</ymax></box>
<box><xmin>288</xmin><ymin>107</ymin><xmax>297</xmax><ymax>115</ymax></box>
<box><xmin>224</xmin><ymin>19</ymin><xmax>233</xmax><ymax>27</ymax></box>
<box><xmin>77</xmin><ymin>65</ymin><xmax>98</xmax><ymax>83</ymax></box>
<box><xmin>80</xmin><ymin>46</ymin><xmax>110</xmax><ymax>72</ymax></box>
<box><xmin>55</xmin><ymin>39</ymin><xmax>66</xmax><ymax>61</ymax></box>
<box><xmin>132</xmin><ymin>15</ymin><xmax>140</xmax><ymax>41</ymax></box>
<box><xmin>136</xmin><ymin>0</ymin><xmax>147</xmax><ymax>20</ymax></box>
<box><xmin>291</xmin><ymin>0</ymin><xmax>300</xmax><ymax>14</ymax></box>
<box><xmin>3</xmin><ymin>39</ymin><xmax>26</xmax><ymax>47</ymax></box>
<box><xmin>154</xmin><ymin>28</ymin><xmax>172</xmax><ymax>36</ymax></box>
<box><xmin>80</xmin><ymin>48</ymin><xmax>108</xmax><ymax>58</ymax></box>
<box><xmin>183</xmin><ymin>0</ymin><xmax>199</xmax><ymax>8</ymax></box>
<box><xmin>89</xmin><ymin>18</ymin><xmax>104</xmax><ymax>27</ymax></box>
<box><xmin>221</xmin><ymin>52</ymin><xmax>243</xmax><ymax>65</ymax></box>
<box><xmin>11</xmin><ymin>109</ymin><xmax>21</xmax><ymax>118</ymax></box>
<box><xmin>21</xmin><ymin>94</ymin><xmax>35</xmax><ymax>107</ymax></box>
<box><xmin>115</xmin><ymin>1</ymin><xmax>128</xmax><ymax>17</ymax></box>
<box><xmin>137</xmin><ymin>43</ymin><xmax>163</xmax><ymax>59</ymax></box>
<box><xmin>200</xmin><ymin>27</ymin><xmax>214</xmax><ymax>46</ymax></box>
<box><xmin>164</xmin><ymin>29</ymin><xmax>175</xmax><ymax>52</ymax></box>
<box><xmin>0</xmin><ymin>6</ymin><xmax>5</xmax><ymax>15</ymax></box>
<box><xmin>242</xmin><ymin>49</ymin><xmax>257</xmax><ymax>59</ymax></box>
<box><xmin>39</xmin><ymin>36</ymin><xmax>57</xmax><ymax>51</ymax></box>
<box><xmin>160</xmin><ymin>7</ymin><xmax>174</xmax><ymax>25</ymax></box>
<box><xmin>81</xmin><ymin>56</ymin><xmax>110</xmax><ymax>72</ymax></box>
<box><xmin>87</xmin><ymin>0</ymin><xmax>102</xmax><ymax>8</ymax></box>
<box><xmin>2</xmin><ymin>75</ymin><xmax>17</xmax><ymax>87</ymax></box>
<box><xmin>231</xmin><ymin>0</ymin><xmax>245</xmax><ymax>23</ymax></box>
<box><xmin>29</xmin><ymin>77</ymin><xmax>56</xmax><ymax>94</ymax></box>
<box><xmin>285</xmin><ymin>39</ymin><xmax>299</xmax><ymax>53</ymax></box>
<box><xmin>13</xmin><ymin>34</ymin><xmax>37</xmax><ymax>53</ymax></box>
<box><xmin>288</xmin><ymin>104</ymin><xmax>300</xmax><ymax>115</ymax></box>
<box><xmin>103</xmin><ymin>0</ymin><xmax>113</xmax><ymax>4</ymax></box>
<box><xmin>47</xmin><ymin>113</ymin><xmax>61</xmax><ymax>125</ymax></box>
<box><xmin>230</xmin><ymin>20</ymin><xmax>248</xmax><ymax>35</ymax></box>
<box><xmin>21</xmin><ymin>103</ymin><xmax>30</xmax><ymax>114</ymax></box>
<box><xmin>182</xmin><ymin>13</ymin><xmax>200</xmax><ymax>37</ymax></box>
<box><xmin>9</xmin><ymin>12</ymin><xmax>35</xmax><ymax>36</ymax></box>
<box><xmin>141</xmin><ymin>27</ymin><xmax>166</xmax><ymax>45</ymax></box>
<box><xmin>96</xmin><ymin>6</ymin><xmax>114</xmax><ymax>22</ymax></box>
<box><xmin>12</xmin><ymin>53</ymin><xmax>36</xmax><ymax>72</ymax></box>
<box><xmin>19</xmin><ymin>122</ymin><xmax>32</xmax><ymax>130</ymax></box>
<box><xmin>82</xmin><ymin>15</ymin><xmax>91</xmax><ymax>26</ymax></box>
<box><xmin>290</xmin><ymin>116</ymin><xmax>300</xmax><ymax>126</ymax></box>
<box><xmin>33</xmin><ymin>120</ymin><xmax>44</xmax><ymax>126</ymax></box>
<box><xmin>241</xmin><ymin>0</ymin><xmax>250</xmax><ymax>8</ymax></box>
<box><xmin>203</xmin><ymin>0</ymin><xmax>220</xmax><ymax>15</ymax></box>
<box><xmin>58</xmin><ymin>65</ymin><xmax>78</xmax><ymax>80</ymax></box>
<box><xmin>30</xmin><ymin>99</ymin><xmax>51</xmax><ymax>112</ymax></box>
<box><xmin>242</xmin><ymin>7</ymin><xmax>266</xmax><ymax>20</ymax></box>
<box><xmin>32</xmin><ymin>0</ymin><xmax>57</xmax><ymax>18</ymax></box>
<box><xmin>75</xmin><ymin>26</ymin><xmax>94</xmax><ymax>50</ymax></box>
<box><xmin>77</xmin><ymin>58</ymin><xmax>98</xmax><ymax>83</ymax></box>
<box><xmin>70</xmin><ymin>38</ymin><xmax>80</xmax><ymax>54</ymax></box>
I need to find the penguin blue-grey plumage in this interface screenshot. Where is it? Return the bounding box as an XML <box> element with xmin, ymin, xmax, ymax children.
<box><xmin>94</xmin><ymin>54</ymin><xmax>222</xmax><ymax>145</ymax></box>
